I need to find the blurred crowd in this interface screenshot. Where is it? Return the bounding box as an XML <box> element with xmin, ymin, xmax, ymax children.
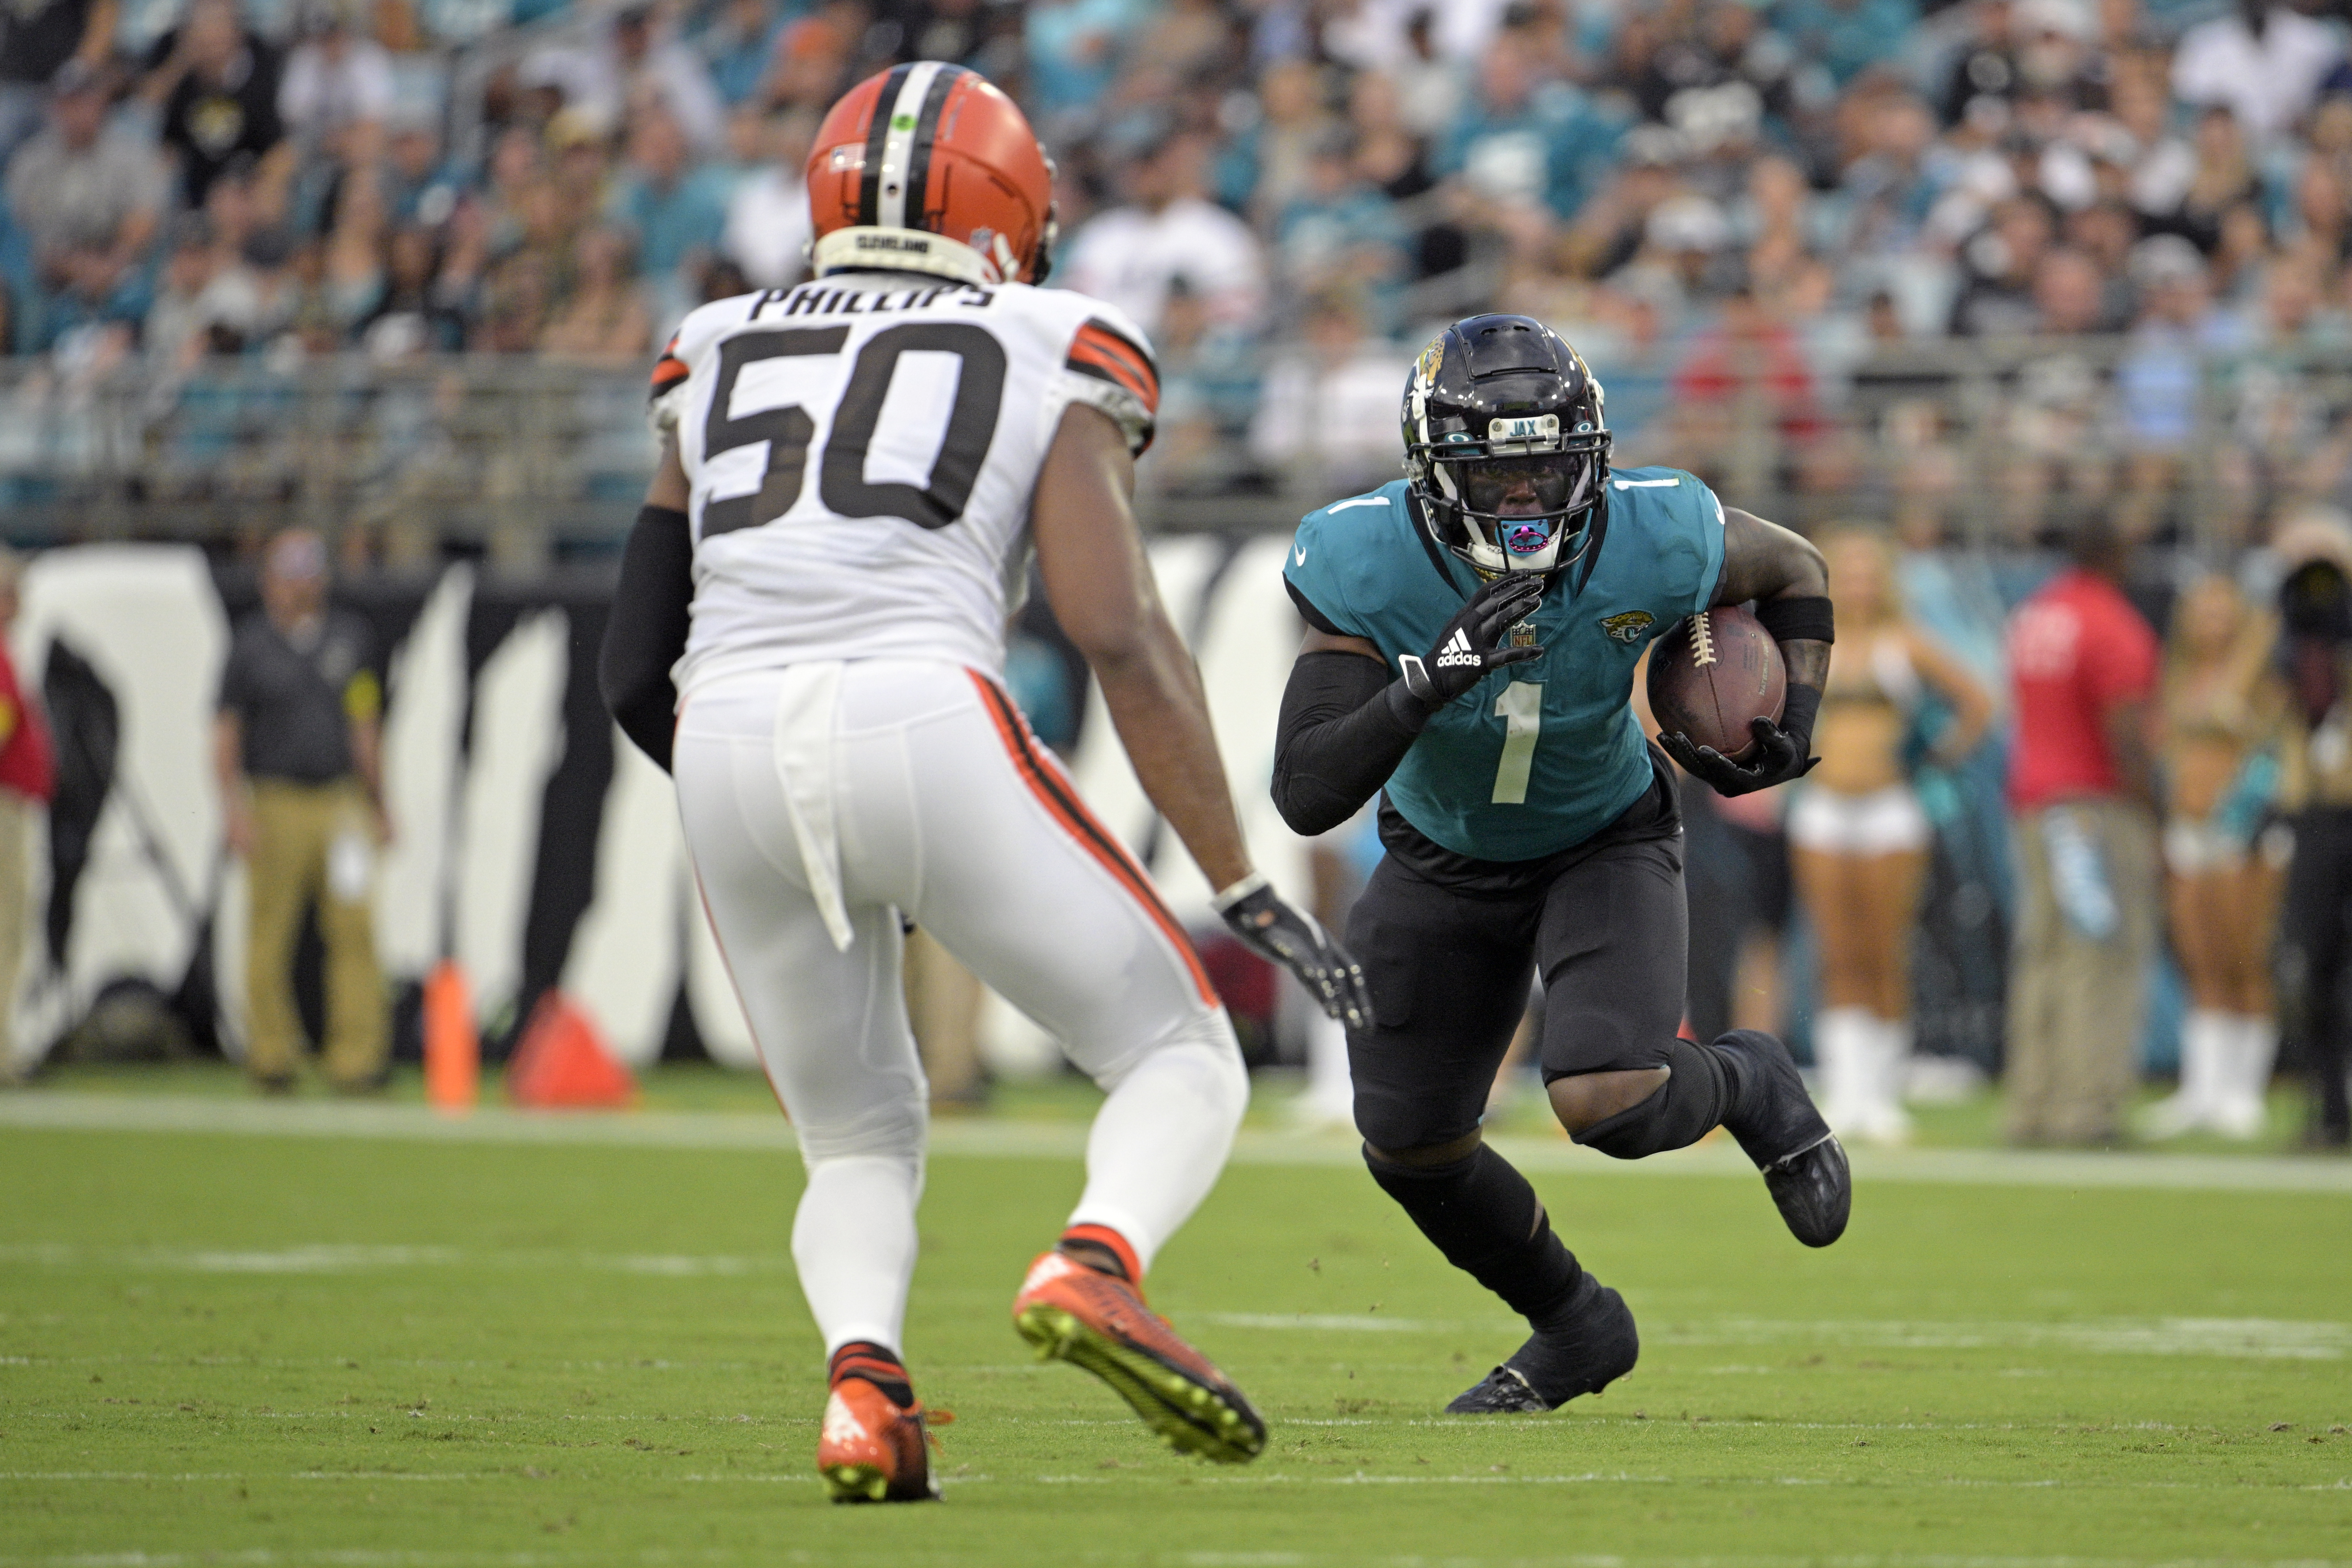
<box><xmin>15</xmin><ymin>0</ymin><xmax>2352</xmax><ymax>542</ymax></box>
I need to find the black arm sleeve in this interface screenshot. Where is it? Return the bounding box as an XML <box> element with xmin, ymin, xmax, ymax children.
<box><xmin>1270</xmin><ymin>651</ymin><xmax>1432</xmax><ymax>836</ymax></box>
<box><xmin>600</xmin><ymin>504</ymin><xmax>693</xmax><ymax>773</ymax></box>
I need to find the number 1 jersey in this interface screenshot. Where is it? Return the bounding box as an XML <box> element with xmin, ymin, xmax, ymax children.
<box><xmin>650</xmin><ymin>271</ymin><xmax>1160</xmax><ymax>698</ymax></box>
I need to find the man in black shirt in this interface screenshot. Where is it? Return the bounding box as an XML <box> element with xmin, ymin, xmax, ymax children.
<box><xmin>142</xmin><ymin>0</ymin><xmax>285</xmax><ymax>210</ymax></box>
<box><xmin>0</xmin><ymin>0</ymin><xmax>115</xmax><ymax>166</ymax></box>
<box><xmin>213</xmin><ymin>530</ymin><xmax>388</xmax><ymax>1092</ymax></box>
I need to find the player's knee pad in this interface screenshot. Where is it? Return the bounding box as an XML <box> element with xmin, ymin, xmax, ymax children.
<box><xmin>1540</xmin><ymin>1002</ymin><xmax>1678</xmax><ymax>1078</ymax></box>
<box><xmin>1565</xmin><ymin>1038</ymin><xmax>1731</xmax><ymax>1161</ymax></box>
<box><xmin>792</xmin><ymin>1090</ymin><xmax>929</xmax><ymax>1167</ymax></box>
<box><xmin>1099</xmin><ymin>1008</ymin><xmax>1249</xmax><ymax>1118</ymax></box>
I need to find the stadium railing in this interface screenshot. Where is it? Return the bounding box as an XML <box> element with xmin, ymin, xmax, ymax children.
<box><xmin>0</xmin><ymin>333</ymin><xmax>2341</xmax><ymax>552</ymax></box>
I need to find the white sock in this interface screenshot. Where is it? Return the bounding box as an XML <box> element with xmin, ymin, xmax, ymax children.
<box><xmin>1872</xmin><ymin>1015</ymin><xmax>1915</xmax><ymax>1132</ymax></box>
<box><xmin>1815</xmin><ymin>1007</ymin><xmax>1877</xmax><ymax>1133</ymax></box>
<box><xmin>2147</xmin><ymin>1009</ymin><xmax>2229</xmax><ymax>1136</ymax></box>
<box><xmin>793</xmin><ymin>1153</ymin><xmax>924</xmax><ymax>1357</ymax></box>
<box><xmin>2213</xmin><ymin>1013</ymin><xmax>2279</xmax><ymax>1138</ymax></box>
<box><xmin>1068</xmin><ymin>1014</ymin><xmax>1249</xmax><ymax>1273</ymax></box>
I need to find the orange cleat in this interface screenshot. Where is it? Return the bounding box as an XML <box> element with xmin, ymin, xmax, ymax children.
<box><xmin>1011</xmin><ymin>1242</ymin><xmax>1265</xmax><ymax>1463</ymax></box>
<box><xmin>816</xmin><ymin>1347</ymin><xmax>945</xmax><ymax>1503</ymax></box>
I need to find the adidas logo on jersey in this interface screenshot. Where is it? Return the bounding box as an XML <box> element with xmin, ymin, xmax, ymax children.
<box><xmin>1434</xmin><ymin>629</ymin><xmax>1479</xmax><ymax>669</ymax></box>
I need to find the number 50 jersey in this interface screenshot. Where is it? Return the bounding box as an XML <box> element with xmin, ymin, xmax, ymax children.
<box><xmin>650</xmin><ymin>271</ymin><xmax>1160</xmax><ymax>698</ymax></box>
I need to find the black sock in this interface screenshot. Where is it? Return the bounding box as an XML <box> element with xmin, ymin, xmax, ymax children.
<box><xmin>1364</xmin><ymin>1143</ymin><xmax>1583</xmax><ymax>1324</ymax></box>
<box><xmin>1570</xmin><ymin>1037</ymin><xmax>1733</xmax><ymax>1160</ymax></box>
<box><xmin>1505</xmin><ymin>1273</ymin><xmax>1638</xmax><ymax>1405</ymax></box>
<box><xmin>828</xmin><ymin>1340</ymin><xmax>914</xmax><ymax>1408</ymax></box>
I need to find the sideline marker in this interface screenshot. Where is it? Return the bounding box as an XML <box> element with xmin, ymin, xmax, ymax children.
<box><xmin>423</xmin><ymin>959</ymin><xmax>478</xmax><ymax>1114</ymax></box>
<box><xmin>506</xmin><ymin>992</ymin><xmax>635</xmax><ymax>1110</ymax></box>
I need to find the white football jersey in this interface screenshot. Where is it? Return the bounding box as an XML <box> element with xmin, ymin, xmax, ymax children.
<box><xmin>650</xmin><ymin>270</ymin><xmax>1161</xmax><ymax>697</ymax></box>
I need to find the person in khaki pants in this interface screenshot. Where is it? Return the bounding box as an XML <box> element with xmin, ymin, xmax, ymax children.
<box><xmin>2002</xmin><ymin>520</ymin><xmax>2163</xmax><ymax>1146</ymax></box>
<box><xmin>213</xmin><ymin>531</ymin><xmax>389</xmax><ymax>1093</ymax></box>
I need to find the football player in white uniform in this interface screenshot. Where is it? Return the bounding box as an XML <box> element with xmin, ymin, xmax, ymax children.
<box><xmin>599</xmin><ymin>61</ymin><xmax>1369</xmax><ymax>1502</ymax></box>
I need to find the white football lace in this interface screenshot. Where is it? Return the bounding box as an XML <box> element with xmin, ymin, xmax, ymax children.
<box><xmin>1688</xmin><ymin>611</ymin><xmax>1717</xmax><ymax>667</ymax></box>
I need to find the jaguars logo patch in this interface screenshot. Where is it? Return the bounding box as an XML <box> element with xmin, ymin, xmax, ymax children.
<box><xmin>1417</xmin><ymin>337</ymin><xmax>1444</xmax><ymax>386</ymax></box>
<box><xmin>1599</xmin><ymin>610</ymin><xmax>1654</xmax><ymax>645</ymax></box>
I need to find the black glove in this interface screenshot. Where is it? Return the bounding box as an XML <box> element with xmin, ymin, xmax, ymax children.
<box><xmin>1659</xmin><ymin>684</ymin><xmax>1822</xmax><ymax>798</ymax></box>
<box><xmin>1396</xmin><ymin>572</ymin><xmax>1546</xmax><ymax>711</ymax></box>
<box><xmin>1213</xmin><ymin>873</ymin><xmax>1374</xmax><ymax>1030</ymax></box>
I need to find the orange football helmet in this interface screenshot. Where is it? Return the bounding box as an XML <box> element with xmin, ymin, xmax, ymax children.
<box><xmin>806</xmin><ymin>62</ymin><xmax>1057</xmax><ymax>287</ymax></box>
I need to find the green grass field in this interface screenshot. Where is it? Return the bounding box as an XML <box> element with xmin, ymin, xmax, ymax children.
<box><xmin>3</xmin><ymin>1070</ymin><xmax>2350</xmax><ymax>1568</ymax></box>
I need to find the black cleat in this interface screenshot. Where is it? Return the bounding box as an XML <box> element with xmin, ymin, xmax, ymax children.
<box><xmin>1448</xmin><ymin>1365</ymin><xmax>1552</xmax><ymax>1413</ymax></box>
<box><xmin>1445</xmin><ymin>1278</ymin><xmax>1639</xmax><ymax>1413</ymax></box>
<box><xmin>1715</xmin><ymin>1029</ymin><xmax>1851</xmax><ymax>1247</ymax></box>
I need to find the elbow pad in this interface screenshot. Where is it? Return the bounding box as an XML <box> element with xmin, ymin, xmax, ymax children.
<box><xmin>600</xmin><ymin>504</ymin><xmax>693</xmax><ymax>771</ymax></box>
<box><xmin>1271</xmin><ymin>653</ymin><xmax>1427</xmax><ymax>836</ymax></box>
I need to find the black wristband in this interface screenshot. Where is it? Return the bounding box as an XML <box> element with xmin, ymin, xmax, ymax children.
<box><xmin>1756</xmin><ymin>595</ymin><xmax>1835</xmax><ymax>645</ymax></box>
<box><xmin>1780</xmin><ymin>682</ymin><xmax>1822</xmax><ymax>746</ymax></box>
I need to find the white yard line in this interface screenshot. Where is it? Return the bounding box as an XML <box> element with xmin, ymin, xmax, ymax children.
<box><xmin>3</xmin><ymin>1093</ymin><xmax>2349</xmax><ymax>1194</ymax></box>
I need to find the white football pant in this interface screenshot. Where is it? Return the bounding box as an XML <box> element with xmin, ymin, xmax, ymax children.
<box><xmin>673</xmin><ymin>659</ymin><xmax>1248</xmax><ymax>1358</ymax></box>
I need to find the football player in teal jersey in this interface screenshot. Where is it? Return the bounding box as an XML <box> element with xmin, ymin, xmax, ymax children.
<box><xmin>1265</xmin><ymin>313</ymin><xmax>1849</xmax><ymax>1413</ymax></box>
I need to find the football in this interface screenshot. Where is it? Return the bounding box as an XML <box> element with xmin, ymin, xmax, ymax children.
<box><xmin>1646</xmin><ymin>605</ymin><xmax>1787</xmax><ymax>761</ymax></box>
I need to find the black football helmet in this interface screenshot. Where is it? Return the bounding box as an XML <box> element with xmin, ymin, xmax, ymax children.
<box><xmin>1401</xmin><ymin>314</ymin><xmax>1612</xmax><ymax>591</ymax></box>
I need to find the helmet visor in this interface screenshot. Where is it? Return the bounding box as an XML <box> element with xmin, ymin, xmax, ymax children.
<box><xmin>1455</xmin><ymin>451</ymin><xmax>1598</xmax><ymax>519</ymax></box>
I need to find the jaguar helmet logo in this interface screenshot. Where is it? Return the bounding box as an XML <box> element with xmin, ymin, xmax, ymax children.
<box><xmin>1599</xmin><ymin>610</ymin><xmax>1654</xmax><ymax>644</ymax></box>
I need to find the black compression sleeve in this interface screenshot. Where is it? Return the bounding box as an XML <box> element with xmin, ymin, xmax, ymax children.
<box><xmin>1271</xmin><ymin>651</ymin><xmax>1431</xmax><ymax>836</ymax></box>
<box><xmin>600</xmin><ymin>504</ymin><xmax>693</xmax><ymax>773</ymax></box>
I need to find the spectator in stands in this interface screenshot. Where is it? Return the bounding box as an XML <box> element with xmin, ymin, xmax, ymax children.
<box><xmin>1951</xmin><ymin>195</ymin><xmax>2057</xmax><ymax>335</ymax></box>
<box><xmin>1248</xmin><ymin>288</ymin><xmax>1410</xmax><ymax>495</ymax></box>
<box><xmin>214</xmin><ymin>529</ymin><xmax>390</xmax><ymax>1096</ymax></box>
<box><xmin>0</xmin><ymin>0</ymin><xmax>114</xmax><ymax>169</ymax></box>
<box><xmin>5</xmin><ymin>62</ymin><xmax>168</xmax><ymax>347</ymax></box>
<box><xmin>316</xmin><ymin>164</ymin><xmax>390</xmax><ymax>343</ymax></box>
<box><xmin>144</xmin><ymin>0</ymin><xmax>289</xmax><ymax>211</ymax></box>
<box><xmin>2152</xmin><ymin>106</ymin><xmax>2262</xmax><ymax>258</ymax></box>
<box><xmin>380</xmin><ymin>109</ymin><xmax>461</xmax><ymax>229</ymax></box>
<box><xmin>2271</xmin><ymin>510</ymin><xmax>2352</xmax><ymax>1149</ymax></box>
<box><xmin>146</xmin><ymin>213</ymin><xmax>262</xmax><ymax>370</ymax></box>
<box><xmin>358</xmin><ymin>223</ymin><xmax>463</xmax><ymax>358</ymax></box>
<box><xmin>2111</xmin><ymin>63</ymin><xmax>2193</xmax><ymax>226</ymax></box>
<box><xmin>699</xmin><ymin>0</ymin><xmax>785</xmax><ymax>108</ymax></box>
<box><xmin>522</xmin><ymin>4</ymin><xmax>724</xmax><ymax>153</ymax></box>
<box><xmin>540</xmin><ymin>223</ymin><xmax>650</xmax><ymax>361</ymax></box>
<box><xmin>722</xmin><ymin>106</ymin><xmax>814</xmax><ymax>289</ymax></box>
<box><xmin>2002</xmin><ymin>517</ymin><xmax>2162</xmax><ymax>1146</ymax></box>
<box><xmin>277</xmin><ymin>0</ymin><xmax>394</xmax><ymax>150</ymax></box>
<box><xmin>2171</xmin><ymin>0</ymin><xmax>2343</xmax><ymax>150</ymax></box>
<box><xmin>1238</xmin><ymin>56</ymin><xmax>1335</xmax><ymax>224</ymax></box>
<box><xmin>607</xmin><ymin>104</ymin><xmax>731</xmax><ymax>332</ymax></box>
<box><xmin>1270</xmin><ymin>129</ymin><xmax>1409</xmax><ymax>330</ymax></box>
<box><xmin>0</xmin><ymin>548</ymin><xmax>52</xmax><ymax>1087</ymax></box>
<box><xmin>1431</xmin><ymin>29</ymin><xmax>1621</xmax><ymax>240</ymax></box>
<box><xmin>1940</xmin><ymin>0</ymin><xmax>2025</xmax><ymax>127</ymax></box>
<box><xmin>1773</xmin><ymin>0</ymin><xmax>1919</xmax><ymax>90</ymax></box>
<box><xmin>1060</xmin><ymin>126</ymin><xmax>1265</xmax><ymax>337</ymax></box>
<box><xmin>2034</xmin><ymin>245</ymin><xmax>2115</xmax><ymax>335</ymax></box>
<box><xmin>1023</xmin><ymin>0</ymin><xmax>1138</xmax><ymax>127</ymax></box>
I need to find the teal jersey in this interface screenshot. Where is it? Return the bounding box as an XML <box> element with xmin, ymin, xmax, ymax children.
<box><xmin>1283</xmin><ymin>471</ymin><xmax>1725</xmax><ymax>861</ymax></box>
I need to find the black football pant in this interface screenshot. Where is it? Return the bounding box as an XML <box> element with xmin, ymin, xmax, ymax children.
<box><xmin>2281</xmin><ymin>806</ymin><xmax>2352</xmax><ymax>1144</ymax></box>
<box><xmin>1344</xmin><ymin>782</ymin><xmax>1687</xmax><ymax>1154</ymax></box>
